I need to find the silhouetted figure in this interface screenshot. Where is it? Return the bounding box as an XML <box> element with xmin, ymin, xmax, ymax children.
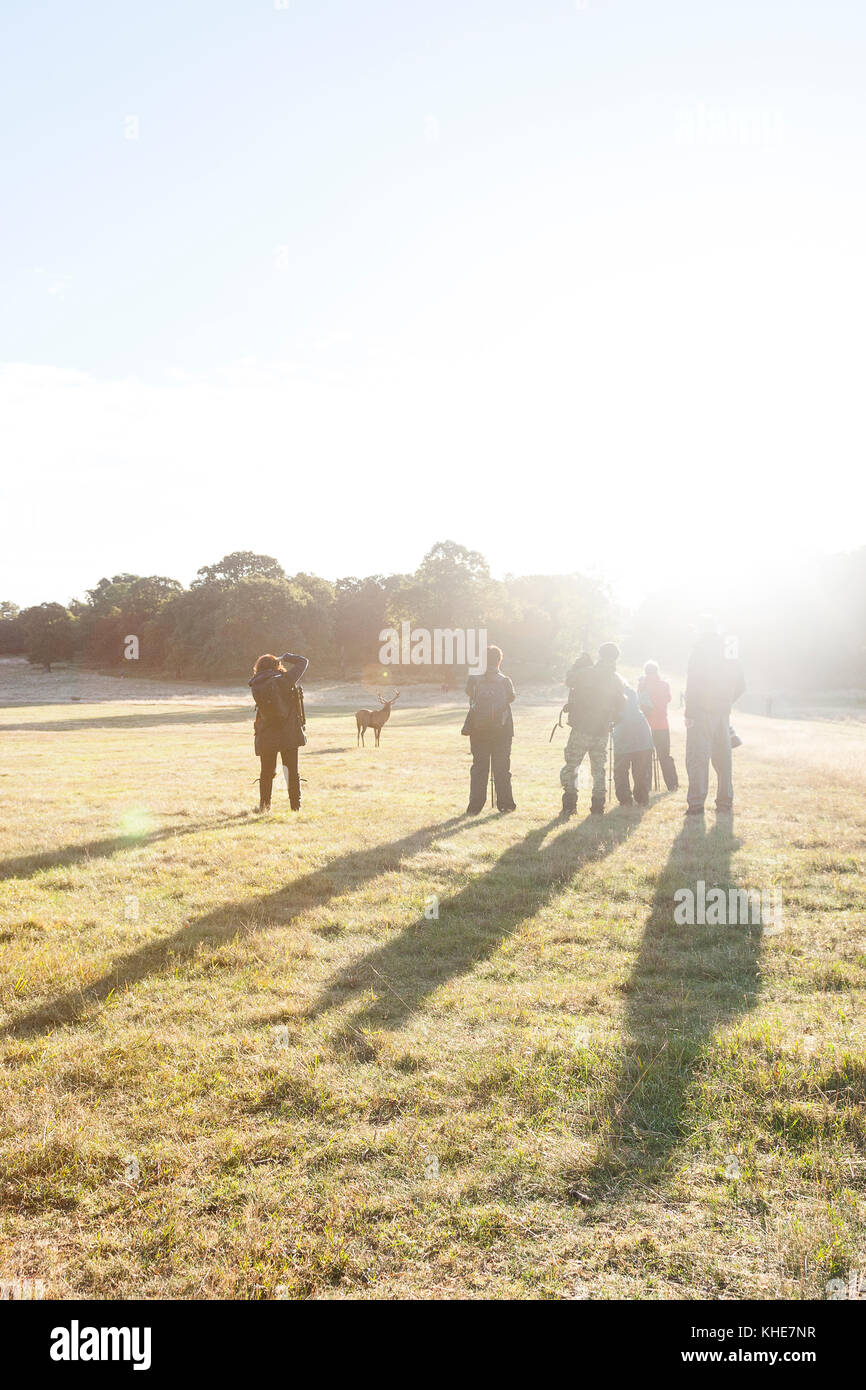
<box><xmin>613</xmin><ymin>687</ymin><xmax>654</xmax><ymax>806</ymax></box>
<box><xmin>559</xmin><ymin>643</ymin><xmax>626</xmax><ymax>819</ymax></box>
<box><xmin>684</xmin><ymin>631</ymin><xmax>745</xmax><ymax>815</ymax></box>
<box><xmin>638</xmin><ymin>660</ymin><xmax>679</xmax><ymax>790</ymax></box>
<box><xmin>463</xmin><ymin>644</ymin><xmax>516</xmax><ymax>814</ymax></box>
<box><xmin>249</xmin><ymin>651</ymin><xmax>308</xmax><ymax>812</ymax></box>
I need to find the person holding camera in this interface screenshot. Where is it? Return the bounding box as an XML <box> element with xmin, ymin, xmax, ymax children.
<box><xmin>559</xmin><ymin>643</ymin><xmax>626</xmax><ymax>819</ymax></box>
<box><xmin>249</xmin><ymin>651</ymin><xmax>308</xmax><ymax>812</ymax></box>
<box><xmin>612</xmin><ymin>686</ymin><xmax>654</xmax><ymax>807</ymax></box>
<box><xmin>684</xmin><ymin>630</ymin><xmax>745</xmax><ymax>815</ymax></box>
<box><xmin>463</xmin><ymin>644</ymin><xmax>517</xmax><ymax>814</ymax></box>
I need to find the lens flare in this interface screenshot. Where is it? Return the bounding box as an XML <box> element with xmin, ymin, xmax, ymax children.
<box><xmin>118</xmin><ymin>808</ymin><xmax>154</xmax><ymax>839</ymax></box>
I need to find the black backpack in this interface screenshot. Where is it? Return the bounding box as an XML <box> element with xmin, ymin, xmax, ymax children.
<box><xmin>252</xmin><ymin>673</ymin><xmax>292</xmax><ymax>722</ymax></box>
<box><xmin>566</xmin><ymin>666</ymin><xmax>593</xmax><ymax>727</ymax></box>
<box><xmin>569</xmin><ymin>666</ymin><xmax>625</xmax><ymax>733</ymax></box>
<box><xmin>471</xmin><ymin>676</ymin><xmax>509</xmax><ymax>731</ymax></box>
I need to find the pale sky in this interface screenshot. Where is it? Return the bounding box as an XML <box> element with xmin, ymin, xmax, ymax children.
<box><xmin>2</xmin><ymin>0</ymin><xmax>865</xmax><ymax>607</ymax></box>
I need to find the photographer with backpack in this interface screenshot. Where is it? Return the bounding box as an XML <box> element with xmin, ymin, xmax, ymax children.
<box><xmin>558</xmin><ymin>643</ymin><xmax>627</xmax><ymax>820</ymax></box>
<box><xmin>462</xmin><ymin>644</ymin><xmax>517</xmax><ymax>815</ymax></box>
<box><xmin>249</xmin><ymin>652</ymin><xmax>309</xmax><ymax>812</ymax></box>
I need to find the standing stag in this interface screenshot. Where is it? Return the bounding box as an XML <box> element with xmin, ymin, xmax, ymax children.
<box><xmin>355</xmin><ymin>691</ymin><xmax>401</xmax><ymax>746</ymax></box>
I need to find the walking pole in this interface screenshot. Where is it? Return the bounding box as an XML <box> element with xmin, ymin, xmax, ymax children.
<box><xmin>652</xmin><ymin>747</ymin><xmax>660</xmax><ymax>791</ymax></box>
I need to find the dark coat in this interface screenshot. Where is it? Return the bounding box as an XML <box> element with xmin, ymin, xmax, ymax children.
<box><xmin>685</xmin><ymin>634</ymin><xmax>745</xmax><ymax>719</ymax></box>
<box><xmin>568</xmin><ymin>660</ymin><xmax>626</xmax><ymax>737</ymax></box>
<box><xmin>464</xmin><ymin>670</ymin><xmax>516</xmax><ymax>739</ymax></box>
<box><xmin>250</xmin><ymin>654</ymin><xmax>308</xmax><ymax>756</ymax></box>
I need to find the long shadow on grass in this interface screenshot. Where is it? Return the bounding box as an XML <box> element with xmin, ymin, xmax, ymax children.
<box><xmin>581</xmin><ymin>814</ymin><xmax>761</xmax><ymax>1203</ymax></box>
<box><xmin>304</xmin><ymin>806</ymin><xmax>649</xmax><ymax>1049</ymax></box>
<box><xmin>0</xmin><ymin>814</ymin><xmax>250</xmax><ymax>882</ymax></box>
<box><xmin>0</xmin><ymin>816</ymin><xmax>472</xmax><ymax>1038</ymax></box>
<box><xmin>0</xmin><ymin>706</ymin><xmax>251</xmax><ymax>733</ymax></box>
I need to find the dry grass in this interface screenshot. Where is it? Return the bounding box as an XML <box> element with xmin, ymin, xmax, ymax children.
<box><xmin>1</xmin><ymin>682</ymin><xmax>864</xmax><ymax>1299</ymax></box>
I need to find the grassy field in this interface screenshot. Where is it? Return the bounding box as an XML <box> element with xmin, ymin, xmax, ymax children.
<box><xmin>1</xmin><ymin>678</ymin><xmax>865</xmax><ymax>1300</ymax></box>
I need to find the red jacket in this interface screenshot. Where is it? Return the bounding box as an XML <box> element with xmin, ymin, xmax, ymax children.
<box><xmin>637</xmin><ymin>673</ymin><xmax>671</xmax><ymax>731</ymax></box>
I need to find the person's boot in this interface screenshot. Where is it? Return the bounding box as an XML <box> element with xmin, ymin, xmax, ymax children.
<box><xmin>590</xmin><ymin>796</ymin><xmax>605</xmax><ymax>816</ymax></box>
<box><xmin>288</xmin><ymin>772</ymin><xmax>301</xmax><ymax>812</ymax></box>
<box><xmin>257</xmin><ymin>775</ymin><xmax>273</xmax><ymax>813</ymax></box>
<box><xmin>558</xmin><ymin>790</ymin><xmax>577</xmax><ymax>822</ymax></box>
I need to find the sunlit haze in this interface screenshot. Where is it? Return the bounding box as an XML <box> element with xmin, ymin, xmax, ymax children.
<box><xmin>2</xmin><ymin>0</ymin><xmax>864</xmax><ymax>606</ymax></box>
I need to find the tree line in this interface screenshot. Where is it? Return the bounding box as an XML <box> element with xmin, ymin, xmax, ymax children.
<box><xmin>0</xmin><ymin>543</ymin><xmax>616</xmax><ymax>683</ymax></box>
<box><xmin>2</xmin><ymin>540</ymin><xmax>865</xmax><ymax>692</ymax></box>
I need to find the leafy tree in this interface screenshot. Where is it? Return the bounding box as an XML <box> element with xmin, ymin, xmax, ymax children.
<box><xmin>389</xmin><ymin>540</ymin><xmax>494</xmax><ymax>644</ymax></box>
<box><xmin>15</xmin><ymin>540</ymin><xmax>866</xmax><ymax>693</ymax></box>
<box><xmin>284</xmin><ymin>572</ymin><xmax>336</xmax><ymax>672</ymax></box>
<box><xmin>413</xmin><ymin>540</ymin><xmax>492</xmax><ymax>625</ymax></box>
<box><xmin>499</xmin><ymin>573</ymin><xmax>614</xmax><ymax>678</ymax></box>
<box><xmin>334</xmin><ymin>576</ymin><xmax>391</xmax><ymax>676</ymax></box>
<box><xmin>83</xmin><ymin>574</ymin><xmax>141</xmax><ymax>610</ymax></box>
<box><xmin>192</xmin><ymin>551</ymin><xmax>285</xmax><ymax>589</ymax></box>
<box><xmin>69</xmin><ymin>574</ymin><xmax>184</xmax><ymax>668</ymax></box>
<box><xmin>0</xmin><ymin>601</ymin><xmax>24</xmax><ymax>655</ymax></box>
<box><xmin>418</xmin><ymin>540</ymin><xmax>489</xmax><ymax>584</ymax></box>
<box><xmin>118</xmin><ymin>576</ymin><xmax>184</xmax><ymax>669</ymax></box>
<box><xmin>19</xmin><ymin>603</ymin><xmax>77</xmax><ymax>670</ymax></box>
<box><xmin>163</xmin><ymin>574</ymin><xmax>329</xmax><ymax>677</ymax></box>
